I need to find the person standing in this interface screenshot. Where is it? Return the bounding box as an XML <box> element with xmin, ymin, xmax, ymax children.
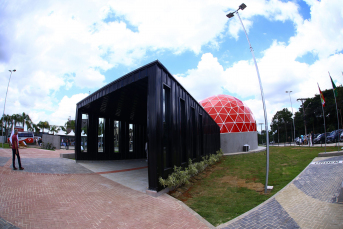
<box><xmin>12</xmin><ymin>130</ymin><xmax>24</xmax><ymax>170</ymax></box>
<box><xmin>66</xmin><ymin>139</ymin><xmax>69</xmax><ymax>150</ymax></box>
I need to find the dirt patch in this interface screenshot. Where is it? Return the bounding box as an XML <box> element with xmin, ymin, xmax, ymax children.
<box><xmin>219</xmin><ymin>176</ymin><xmax>265</xmax><ymax>192</ymax></box>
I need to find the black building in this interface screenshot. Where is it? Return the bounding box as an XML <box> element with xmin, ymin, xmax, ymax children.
<box><xmin>75</xmin><ymin>60</ymin><xmax>220</xmax><ymax>192</ymax></box>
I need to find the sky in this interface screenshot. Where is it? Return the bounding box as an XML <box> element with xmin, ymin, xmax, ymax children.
<box><xmin>0</xmin><ymin>0</ymin><xmax>342</xmax><ymax>131</ymax></box>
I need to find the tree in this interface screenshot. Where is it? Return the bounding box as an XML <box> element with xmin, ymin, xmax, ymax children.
<box><xmin>49</xmin><ymin>125</ymin><xmax>59</xmax><ymax>135</ymax></box>
<box><xmin>1</xmin><ymin>114</ymin><xmax>12</xmax><ymax>139</ymax></box>
<box><xmin>21</xmin><ymin>112</ymin><xmax>32</xmax><ymax>130</ymax></box>
<box><xmin>38</xmin><ymin>121</ymin><xmax>50</xmax><ymax>133</ymax></box>
<box><xmin>65</xmin><ymin>120</ymin><xmax>75</xmax><ymax>133</ymax></box>
<box><xmin>11</xmin><ymin>114</ymin><xmax>21</xmax><ymax>127</ymax></box>
<box><xmin>31</xmin><ymin>124</ymin><xmax>40</xmax><ymax>134</ymax></box>
<box><xmin>270</xmin><ymin>108</ymin><xmax>293</xmax><ymax>143</ymax></box>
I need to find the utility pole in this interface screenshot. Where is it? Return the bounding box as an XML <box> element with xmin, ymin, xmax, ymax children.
<box><xmin>297</xmin><ymin>98</ymin><xmax>309</xmax><ymax>135</ymax></box>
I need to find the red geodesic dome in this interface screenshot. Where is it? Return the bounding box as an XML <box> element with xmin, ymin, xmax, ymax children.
<box><xmin>200</xmin><ymin>94</ymin><xmax>257</xmax><ymax>133</ymax></box>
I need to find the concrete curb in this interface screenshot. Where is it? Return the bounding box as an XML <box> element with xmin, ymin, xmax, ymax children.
<box><xmin>318</xmin><ymin>151</ymin><xmax>343</xmax><ymax>157</ymax></box>
<box><xmin>223</xmin><ymin>146</ymin><xmax>266</xmax><ymax>156</ymax></box>
<box><xmin>164</xmin><ymin>194</ymin><xmax>215</xmax><ymax>228</ymax></box>
<box><xmin>60</xmin><ymin>153</ymin><xmax>75</xmax><ymax>159</ymax></box>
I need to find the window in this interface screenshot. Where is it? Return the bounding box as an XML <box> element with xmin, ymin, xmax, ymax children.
<box><xmin>98</xmin><ymin>118</ymin><xmax>105</xmax><ymax>153</ymax></box>
<box><xmin>114</xmin><ymin>120</ymin><xmax>120</xmax><ymax>153</ymax></box>
<box><xmin>81</xmin><ymin>114</ymin><xmax>88</xmax><ymax>153</ymax></box>
<box><xmin>163</xmin><ymin>85</ymin><xmax>171</xmax><ymax>168</ymax></box>
<box><xmin>129</xmin><ymin>124</ymin><xmax>133</xmax><ymax>152</ymax></box>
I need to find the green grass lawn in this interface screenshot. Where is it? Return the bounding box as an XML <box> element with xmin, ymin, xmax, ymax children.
<box><xmin>172</xmin><ymin>146</ymin><xmax>339</xmax><ymax>226</ymax></box>
<box><xmin>1</xmin><ymin>143</ymin><xmax>11</xmax><ymax>148</ymax></box>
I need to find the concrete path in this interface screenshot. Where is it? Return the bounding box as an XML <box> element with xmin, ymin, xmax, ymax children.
<box><xmin>0</xmin><ymin>148</ymin><xmax>211</xmax><ymax>229</ymax></box>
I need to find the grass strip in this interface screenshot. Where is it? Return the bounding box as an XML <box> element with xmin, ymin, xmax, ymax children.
<box><xmin>172</xmin><ymin>146</ymin><xmax>338</xmax><ymax>226</ymax></box>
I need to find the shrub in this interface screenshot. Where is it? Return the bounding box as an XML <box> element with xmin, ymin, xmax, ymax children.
<box><xmin>159</xmin><ymin>149</ymin><xmax>223</xmax><ymax>189</ymax></box>
<box><xmin>41</xmin><ymin>142</ymin><xmax>56</xmax><ymax>150</ymax></box>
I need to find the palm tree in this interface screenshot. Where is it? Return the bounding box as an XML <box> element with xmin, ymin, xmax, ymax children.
<box><xmin>3</xmin><ymin>114</ymin><xmax>12</xmax><ymax>139</ymax></box>
<box><xmin>49</xmin><ymin>125</ymin><xmax>59</xmax><ymax>135</ymax></box>
<box><xmin>11</xmin><ymin>114</ymin><xmax>21</xmax><ymax>127</ymax></box>
<box><xmin>38</xmin><ymin>121</ymin><xmax>50</xmax><ymax>133</ymax></box>
<box><xmin>22</xmin><ymin>112</ymin><xmax>32</xmax><ymax>130</ymax></box>
<box><xmin>26</xmin><ymin>120</ymin><xmax>33</xmax><ymax>132</ymax></box>
<box><xmin>31</xmin><ymin>124</ymin><xmax>40</xmax><ymax>134</ymax></box>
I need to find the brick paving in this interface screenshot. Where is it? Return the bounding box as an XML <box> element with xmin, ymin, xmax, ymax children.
<box><xmin>2</xmin><ymin>147</ymin><xmax>343</xmax><ymax>228</ymax></box>
<box><xmin>0</xmin><ymin>148</ymin><xmax>210</xmax><ymax>229</ymax></box>
<box><xmin>222</xmin><ymin>199</ymin><xmax>299</xmax><ymax>229</ymax></box>
<box><xmin>0</xmin><ymin>148</ymin><xmax>63</xmax><ymax>158</ymax></box>
<box><xmin>17</xmin><ymin>158</ymin><xmax>94</xmax><ymax>174</ymax></box>
<box><xmin>293</xmin><ymin>156</ymin><xmax>343</xmax><ymax>203</ymax></box>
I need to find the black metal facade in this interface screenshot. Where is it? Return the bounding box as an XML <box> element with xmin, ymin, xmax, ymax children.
<box><xmin>75</xmin><ymin>61</ymin><xmax>220</xmax><ymax>191</ymax></box>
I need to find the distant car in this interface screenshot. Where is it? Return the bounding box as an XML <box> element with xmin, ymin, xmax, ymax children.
<box><xmin>314</xmin><ymin>132</ymin><xmax>331</xmax><ymax>144</ymax></box>
<box><xmin>327</xmin><ymin>129</ymin><xmax>343</xmax><ymax>143</ymax></box>
<box><xmin>313</xmin><ymin>134</ymin><xmax>322</xmax><ymax>144</ymax></box>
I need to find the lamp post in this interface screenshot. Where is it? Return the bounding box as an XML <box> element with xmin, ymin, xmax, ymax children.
<box><xmin>2</xmin><ymin>69</ymin><xmax>16</xmax><ymax>148</ymax></box>
<box><xmin>286</xmin><ymin>91</ymin><xmax>295</xmax><ymax>146</ymax></box>
<box><xmin>227</xmin><ymin>3</ymin><xmax>270</xmax><ymax>193</ymax></box>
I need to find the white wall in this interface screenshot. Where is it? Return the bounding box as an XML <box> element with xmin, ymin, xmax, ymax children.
<box><xmin>220</xmin><ymin>131</ymin><xmax>258</xmax><ymax>154</ymax></box>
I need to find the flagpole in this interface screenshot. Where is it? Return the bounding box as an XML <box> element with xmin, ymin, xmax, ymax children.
<box><xmin>322</xmin><ymin>104</ymin><xmax>327</xmax><ymax>153</ymax></box>
<box><xmin>318</xmin><ymin>83</ymin><xmax>326</xmax><ymax>153</ymax></box>
<box><xmin>329</xmin><ymin>72</ymin><xmax>340</xmax><ymax>151</ymax></box>
<box><xmin>322</xmin><ymin>106</ymin><xmax>326</xmax><ymax>153</ymax></box>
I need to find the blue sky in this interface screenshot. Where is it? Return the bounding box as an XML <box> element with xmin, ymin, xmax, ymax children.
<box><xmin>0</xmin><ymin>0</ymin><xmax>342</xmax><ymax>130</ymax></box>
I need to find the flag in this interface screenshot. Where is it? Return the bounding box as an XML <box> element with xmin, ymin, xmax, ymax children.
<box><xmin>329</xmin><ymin>72</ymin><xmax>337</xmax><ymax>97</ymax></box>
<box><xmin>318</xmin><ymin>83</ymin><xmax>325</xmax><ymax>107</ymax></box>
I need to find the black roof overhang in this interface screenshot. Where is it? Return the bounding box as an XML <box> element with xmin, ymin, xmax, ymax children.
<box><xmin>76</xmin><ymin>60</ymin><xmax>218</xmax><ymax>125</ymax></box>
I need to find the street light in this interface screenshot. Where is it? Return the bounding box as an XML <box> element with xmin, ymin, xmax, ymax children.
<box><xmin>226</xmin><ymin>3</ymin><xmax>270</xmax><ymax>194</ymax></box>
<box><xmin>2</xmin><ymin>69</ymin><xmax>16</xmax><ymax>148</ymax></box>
<box><xmin>286</xmin><ymin>91</ymin><xmax>295</xmax><ymax>146</ymax></box>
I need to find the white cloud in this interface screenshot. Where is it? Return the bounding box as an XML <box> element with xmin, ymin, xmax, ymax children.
<box><xmin>288</xmin><ymin>0</ymin><xmax>343</xmax><ymax>59</ymax></box>
<box><xmin>0</xmin><ymin>0</ymin><xmax>341</xmax><ymax>128</ymax></box>
<box><xmin>175</xmin><ymin>53</ymin><xmax>226</xmax><ymax>101</ymax></box>
<box><xmin>49</xmin><ymin>93</ymin><xmax>88</xmax><ymax>125</ymax></box>
<box><xmin>74</xmin><ymin>68</ymin><xmax>106</xmax><ymax>89</ymax></box>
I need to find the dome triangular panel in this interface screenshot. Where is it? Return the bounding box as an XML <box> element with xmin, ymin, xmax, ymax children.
<box><xmin>236</xmin><ymin>115</ymin><xmax>243</xmax><ymax>122</ymax></box>
<box><xmin>231</xmin><ymin>124</ymin><xmax>240</xmax><ymax>132</ymax></box>
<box><xmin>242</xmin><ymin>124</ymin><xmax>249</xmax><ymax>132</ymax></box>
<box><xmin>225</xmin><ymin>123</ymin><xmax>234</xmax><ymax>132</ymax></box>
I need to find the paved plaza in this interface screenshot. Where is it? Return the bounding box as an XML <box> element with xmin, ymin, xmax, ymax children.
<box><xmin>0</xmin><ymin>147</ymin><xmax>343</xmax><ymax>228</ymax></box>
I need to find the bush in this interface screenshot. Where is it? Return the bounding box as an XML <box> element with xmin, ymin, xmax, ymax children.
<box><xmin>41</xmin><ymin>142</ymin><xmax>56</xmax><ymax>150</ymax></box>
<box><xmin>159</xmin><ymin>149</ymin><xmax>223</xmax><ymax>189</ymax></box>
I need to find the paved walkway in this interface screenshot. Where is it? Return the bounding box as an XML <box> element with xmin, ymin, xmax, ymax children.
<box><xmin>1</xmin><ymin>147</ymin><xmax>343</xmax><ymax>228</ymax></box>
<box><xmin>0</xmin><ymin>148</ymin><xmax>210</xmax><ymax>229</ymax></box>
